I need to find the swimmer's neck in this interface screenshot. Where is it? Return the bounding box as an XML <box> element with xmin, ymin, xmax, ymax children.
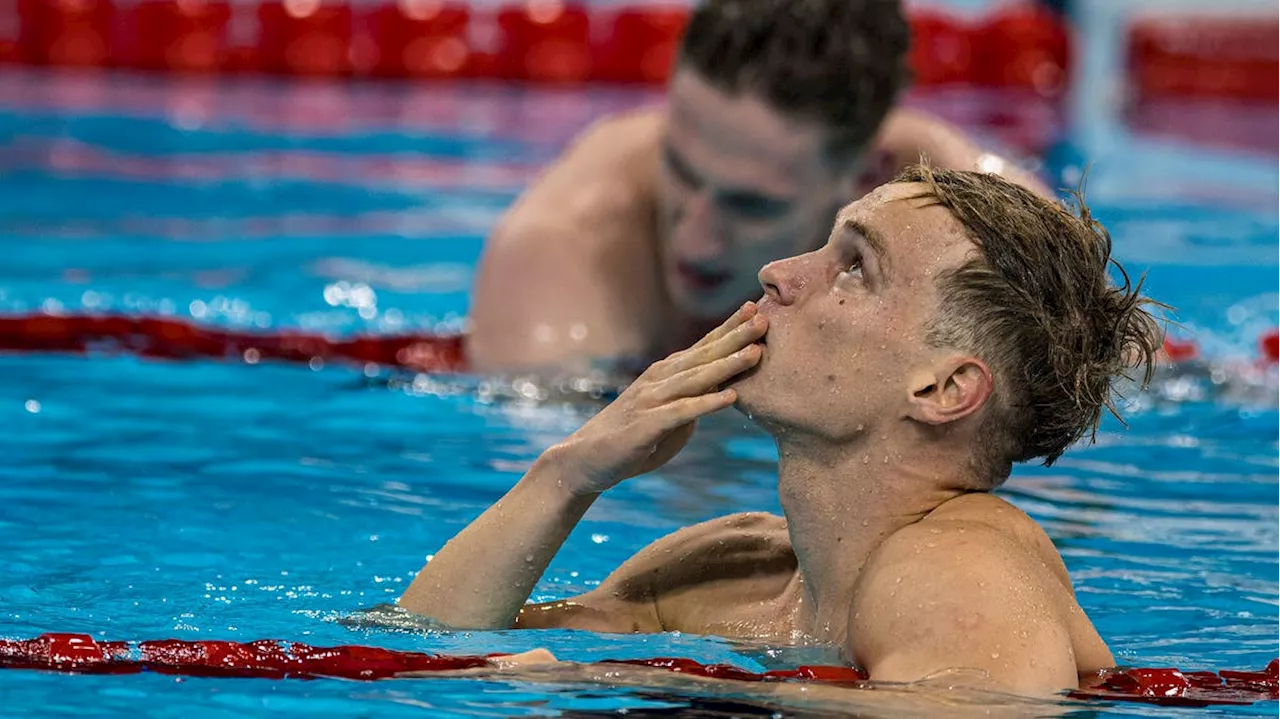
<box><xmin>773</xmin><ymin>429</ymin><xmax>977</xmax><ymax>645</ymax></box>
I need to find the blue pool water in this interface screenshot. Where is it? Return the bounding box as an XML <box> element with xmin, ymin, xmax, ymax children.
<box><xmin>0</xmin><ymin>68</ymin><xmax>1277</xmax><ymax>717</ymax></box>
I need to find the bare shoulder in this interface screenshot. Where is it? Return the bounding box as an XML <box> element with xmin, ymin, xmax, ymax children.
<box><xmin>926</xmin><ymin>488</ymin><xmax>1075</xmax><ymax>585</ymax></box>
<box><xmin>849</xmin><ymin>493</ymin><xmax>1114</xmax><ymax>689</ymax></box>
<box><xmin>505</xmin><ymin>108</ymin><xmax>663</xmax><ymax>238</ymax></box>
<box><xmin>868</xmin><ymin>107</ymin><xmax>1052</xmax><ymax>197</ymax></box>
<box><xmin>602</xmin><ymin>512</ymin><xmax>794</xmax><ymax>599</ymax></box>
<box><xmin>864</xmin><ymin>493</ymin><xmax>1073</xmax><ymax>596</ymax></box>
<box><xmin>467</xmin><ymin>108</ymin><xmax>666</xmax><ymax>371</ymax></box>
<box><xmin>600</xmin><ymin>512</ymin><xmax>798</xmax><ymax>637</ymax></box>
<box><xmin>517</xmin><ymin>512</ymin><xmax>793</xmax><ymax>634</ymax></box>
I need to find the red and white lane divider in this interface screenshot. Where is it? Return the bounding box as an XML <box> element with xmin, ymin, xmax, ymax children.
<box><xmin>1127</xmin><ymin>14</ymin><xmax>1279</xmax><ymax>103</ymax></box>
<box><xmin>0</xmin><ymin>3</ymin><xmax>1269</xmax><ymax>113</ymax></box>
<box><xmin>0</xmin><ymin>1</ymin><xmax>1074</xmax><ymax>89</ymax></box>
<box><xmin>0</xmin><ymin>312</ymin><xmax>467</xmax><ymax>372</ymax></box>
<box><xmin>0</xmin><ymin>632</ymin><xmax>1275</xmax><ymax>707</ymax></box>
<box><xmin>0</xmin><ymin>312</ymin><xmax>1276</xmax><ymax>374</ymax></box>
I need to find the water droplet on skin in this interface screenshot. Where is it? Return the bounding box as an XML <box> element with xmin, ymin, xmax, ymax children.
<box><xmin>524</xmin><ymin>554</ymin><xmax>534</xmax><ymax>563</ymax></box>
<box><xmin>929</xmin><ymin>528</ymin><xmax>941</xmax><ymax>535</ymax></box>
<box><xmin>861</xmin><ymin>519</ymin><xmax>869</xmax><ymax>527</ymax></box>
<box><xmin>895</xmin><ymin>577</ymin><xmax>902</xmax><ymax>584</ymax></box>
<box><xmin>990</xmin><ymin>652</ymin><xmax>1000</xmax><ymax>660</ymax></box>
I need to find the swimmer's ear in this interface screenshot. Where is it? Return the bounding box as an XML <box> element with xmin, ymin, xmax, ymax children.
<box><xmin>906</xmin><ymin>356</ymin><xmax>993</xmax><ymax>426</ymax></box>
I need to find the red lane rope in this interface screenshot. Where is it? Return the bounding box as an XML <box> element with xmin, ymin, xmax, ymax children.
<box><xmin>0</xmin><ymin>313</ymin><xmax>466</xmax><ymax>373</ymax></box>
<box><xmin>0</xmin><ymin>1</ymin><xmax>1074</xmax><ymax>92</ymax></box>
<box><xmin>1</xmin><ymin>312</ymin><xmax>1276</xmax><ymax>371</ymax></box>
<box><xmin>0</xmin><ymin>633</ymin><xmax>1275</xmax><ymax>707</ymax></box>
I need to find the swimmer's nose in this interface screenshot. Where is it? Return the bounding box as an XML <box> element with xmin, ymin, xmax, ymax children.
<box><xmin>671</xmin><ymin>192</ymin><xmax>725</xmax><ymax>262</ymax></box>
<box><xmin>758</xmin><ymin>256</ymin><xmax>800</xmax><ymax>306</ymax></box>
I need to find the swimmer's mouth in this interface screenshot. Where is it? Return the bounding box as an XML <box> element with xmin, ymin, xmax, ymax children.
<box><xmin>676</xmin><ymin>262</ymin><xmax>731</xmax><ymax>292</ymax></box>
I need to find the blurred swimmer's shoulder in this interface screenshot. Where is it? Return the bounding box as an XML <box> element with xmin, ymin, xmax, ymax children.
<box><xmin>467</xmin><ymin>109</ymin><xmax>668</xmax><ymax>373</ymax></box>
<box><xmin>863</xmin><ymin>107</ymin><xmax>1053</xmax><ymax>199</ymax></box>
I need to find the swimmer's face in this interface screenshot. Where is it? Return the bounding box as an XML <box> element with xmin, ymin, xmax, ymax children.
<box><xmin>731</xmin><ymin>183</ymin><xmax>979</xmax><ymax>439</ymax></box>
<box><xmin>658</xmin><ymin>69</ymin><xmax>859</xmax><ymax>320</ymax></box>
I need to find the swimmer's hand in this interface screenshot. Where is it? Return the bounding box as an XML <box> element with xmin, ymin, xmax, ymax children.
<box><xmin>487</xmin><ymin>648</ymin><xmax>561</xmax><ymax>670</ymax></box>
<box><xmin>551</xmin><ymin>301</ymin><xmax>766</xmax><ymax>495</ymax></box>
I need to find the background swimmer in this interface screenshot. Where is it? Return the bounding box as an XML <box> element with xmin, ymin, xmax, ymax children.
<box><xmin>466</xmin><ymin>0</ymin><xmax>1050</xmax><ymax>375</ymax></box>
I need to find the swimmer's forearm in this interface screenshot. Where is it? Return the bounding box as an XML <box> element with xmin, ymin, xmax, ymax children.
<box><xmin>398</xmin><ymin>446</ymin><xmax>597</xmax><ymax>628</ymax></box>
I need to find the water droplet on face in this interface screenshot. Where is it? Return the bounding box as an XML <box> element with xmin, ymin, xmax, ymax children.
<box><xmin>990</xmin><ymin>652</ymin><xmax>1000</xmax><ymax>660</ymax></box>
<box><xmin>895</xmin><ymin>577</ymin><xmax>902</xmax><ymax>584</ymax></box>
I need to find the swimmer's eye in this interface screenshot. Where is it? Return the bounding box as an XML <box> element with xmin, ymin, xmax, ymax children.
<box><xmin>840</xmin><ymin>255</ymin><xmax>864</xmax><ymax>279</ymax></box>
<box><xmin>662</xmin><ymin>144</ymin><xmax>702</xmax><ymax>190</ymax></box>
<box><xmin>718</xmin><ymin>193</ymin><xmax>789</xmax><ymax>221</ymax></box>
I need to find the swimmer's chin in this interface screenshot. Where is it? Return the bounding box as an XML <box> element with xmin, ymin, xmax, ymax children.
<box><xmin>723</xmin><ymin>365</ymin><xmax>763</xmax><ymax>412</ymax></box>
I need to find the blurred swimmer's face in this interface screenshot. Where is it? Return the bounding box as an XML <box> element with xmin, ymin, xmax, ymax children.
<box><xmin>658</xmin><ymin>69</ymin><xmax>859</xmax><ymax>321</ymax></box>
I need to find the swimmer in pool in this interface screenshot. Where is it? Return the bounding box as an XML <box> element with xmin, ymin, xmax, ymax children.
<box><xmin>397</xmin><ymin>166</ymin><xmax>1165</xmax><ymax>698</ymax></box>
<box><xmin>466</xmin><ymin>0</ymin><xmax>1050</xmax><ymax>375</ymax></box>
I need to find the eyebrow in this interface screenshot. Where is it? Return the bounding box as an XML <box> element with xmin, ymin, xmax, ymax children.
<box><xmin>661</xmin><ymin>142</ymin><xmax>700</xmax><ymax>185</ymax></box>
<box><xmin>842</xmin><ymin>218</ymin><xmax>889</xmax><ymax>279</ymax></box>
<box><xmin>662</xmin><ymin>140</ymin><xmax>795</xmax><ymax>206</ymax></box>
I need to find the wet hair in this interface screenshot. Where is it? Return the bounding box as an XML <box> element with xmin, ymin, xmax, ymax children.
<box><xmin>676</xmin><ymin>0</ymin><xmax>910</xmax><ymax>158</ymax></box>
<box><xmin>895</xmin><ymin>165</ymin><xmax>1165</xmax><ymax>482</ymax></box>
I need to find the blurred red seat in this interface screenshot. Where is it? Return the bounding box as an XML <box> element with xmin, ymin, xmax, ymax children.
<box><xmin>1128</xmin><ymin>16</ymin><xmax>1278</xmax><ymax>101</ymax></box>
<box><xmin>257</xmin><ymin>0</ymin><xmax>353</xmax><ymax>77</ymax></box>
<box><xmin>19</xmin><ymin>0</ymin><xmax>113</xmax><ymax>67</ymax></box>
<box><xmin>362</xmin><ymin>0</ymin><xmax>471</xmax><ymax>79</ymax></box>
<box><xmin>496</xmin><ymin>0</ymin><xmax>592</xmax><ymax>82</ymax></box>
<box><xmin>594</xmin><ymin>5</ymin><xmax>688</xmax><ymax>84</ymax></box>
<box><xmin>908</xmin><ymin>9</ymin><xmax>972</xmax><ymax>86</ymax></box>
<box><xmin>115</xmin><ymin>0</ymin><xmax>232</xmax><ymax>73</ymax></box>
<box><xmin>971</xmin><ymin>4</ymin><xmax>1070</xmax><ymax>97</ymax></box>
